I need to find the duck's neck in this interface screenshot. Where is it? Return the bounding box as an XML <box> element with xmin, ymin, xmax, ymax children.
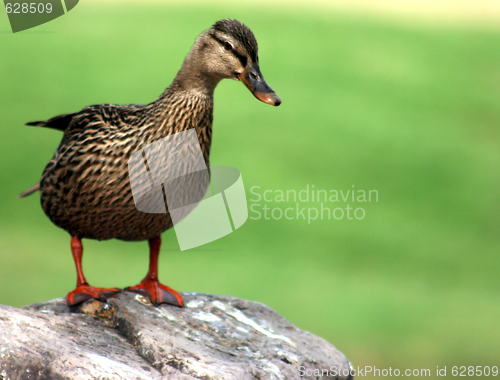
<box><xmin>168</xmin><ymin>41</ymin><xmax>222</xmax><ymax>96</ymax></box>
<box><xmin>146</xmin><ymin>60</ymin><xmax>215</xmax><ymax>163</ymax></box>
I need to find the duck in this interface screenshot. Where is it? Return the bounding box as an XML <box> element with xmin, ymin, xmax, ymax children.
<box><xmin>20</xmin><ymin>19</ymin><xmax>281</xmax><ymax>307</ymax></box>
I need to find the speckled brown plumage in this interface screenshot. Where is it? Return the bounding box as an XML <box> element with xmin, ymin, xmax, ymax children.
<box><xmin>22</xmin><ymin>19</ymin><xmax>281</xmax><ymax>307</ymax></box>
<box><xmin>39</xmin><ymin>93</ymin><xmax>213</xmax><ymax>242</ymax></box>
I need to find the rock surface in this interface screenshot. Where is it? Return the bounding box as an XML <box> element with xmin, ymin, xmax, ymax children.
<box><xmin>0</xmin><ymin>292</ymin><xmax>352</xmax><ymax>379</ymax></box>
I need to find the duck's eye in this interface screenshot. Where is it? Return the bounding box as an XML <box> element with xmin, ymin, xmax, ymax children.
<box><xmin>250</xmin><ymin>72</ymin><xmax>260</xmax><ymax>81</ymax></box>
<box><xmin>224</xmin><ymin>42</ymin><xmax>233</xmax><ymax>51</ymax></box>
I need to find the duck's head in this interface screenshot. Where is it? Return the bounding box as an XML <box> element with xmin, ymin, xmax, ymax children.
<box><xmin>185</xmin><ymin>19</ymin><xmax>281</xmax><ymax>106</ymax></box>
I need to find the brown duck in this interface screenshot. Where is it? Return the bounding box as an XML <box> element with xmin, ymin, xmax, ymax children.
<box><xmin>21</xmin><ymin>19</ymin><xmax>281</xmax><ymax>307</ymax></box>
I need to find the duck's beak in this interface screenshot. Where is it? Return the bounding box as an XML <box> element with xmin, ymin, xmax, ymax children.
<box><xmin>239</xmin><ymin>64</ymin><xmax>281</xmax><ymax>106</ymax></box>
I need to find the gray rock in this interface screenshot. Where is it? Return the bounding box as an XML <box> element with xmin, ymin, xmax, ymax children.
<box><xmin>0</xmin><ymin>293</ymin><xmax>352</xmax><ymax>380</ymax></box>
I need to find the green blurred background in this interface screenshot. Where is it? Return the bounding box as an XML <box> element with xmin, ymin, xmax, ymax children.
<box><xmin>1</xmin><ymin>1</ymin><xmax>499</xmax><ymax>378</ymax></box>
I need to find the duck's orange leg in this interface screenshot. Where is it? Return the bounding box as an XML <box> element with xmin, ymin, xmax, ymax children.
<box><xmin>125</xmin><ymin>236</ymin><xmax>183</xmax><ymax>307</ymax></box>
<box><xmin>66</xmin><ymin>236</ymin><xmax>121</xmax><ymax>306</ymax></box>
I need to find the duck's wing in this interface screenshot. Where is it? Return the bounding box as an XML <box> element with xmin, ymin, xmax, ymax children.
<box><xmin>26</xmin><ymin>103</ymin><xmax>145</xmax><ymax>132</ymax></box>
<box><xmin>20</xmin><ymin>104</ymin><xmax>146</xmax><ymax>198</ymax></box>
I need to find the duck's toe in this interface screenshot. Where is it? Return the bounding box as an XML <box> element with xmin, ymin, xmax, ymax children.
<box><xmin>125</xmin><ymin>279</ymin><xmax>183</xmax><ymax>307</ymax></box>
<box><xmin>67</xmin><ymin>284</ymin><xmax>121</xmax><ymax>306</ymax></box>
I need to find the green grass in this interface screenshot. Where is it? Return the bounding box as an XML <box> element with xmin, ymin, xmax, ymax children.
<box><xmin>1</xmin><ymin>3</ymin><xmax>499</xmax><ymax>378</ymax></box>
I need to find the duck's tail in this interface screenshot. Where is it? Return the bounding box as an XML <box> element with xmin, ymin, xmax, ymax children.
<box><xmin>19</xmin><ymin>183</ymin><xmax>40</xmax><ymax>198</ymax></box>
<box><xmin>26</xmin><ymin>112</ymin><xmax>76</xmax><ymax>132</ymax></box>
